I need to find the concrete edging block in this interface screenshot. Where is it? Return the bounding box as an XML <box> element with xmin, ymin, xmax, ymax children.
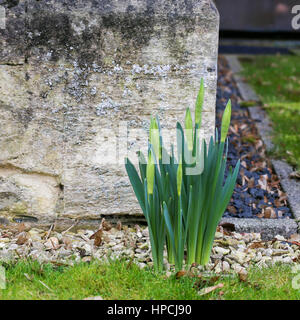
<box><xmin>220</xmin><ymin>217</ymin><xmax>298</xmax><ymax>240</ymax></box>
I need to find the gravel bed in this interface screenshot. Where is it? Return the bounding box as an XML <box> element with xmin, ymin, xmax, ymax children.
<box><xmin>0</xmin><ymin>222</ymin><xmax>299</xmax><ymax>274</ymax></box>
<box><xmin>217</xmin><ymin>56</ymin><xmax>292</xmax><ymax>219</ymax></box>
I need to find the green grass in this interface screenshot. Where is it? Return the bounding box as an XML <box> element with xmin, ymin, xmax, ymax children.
<box><xmin>0</xmin><ymin>260</ymin><xmax>299</xmax><ymax>300</ymax></box>
<box><xmin>241</xmin><ymin>55</ymin><xmax>300</xmax><ymax>169</ymax></box>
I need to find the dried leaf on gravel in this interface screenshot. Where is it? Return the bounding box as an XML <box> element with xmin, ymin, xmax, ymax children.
<box><xmin>198</xmin><ymin>283</ymin><xmax>224</xmax><ymax>296</ymax></box>
<box><xmin>227</xmin><ymin>206</ymin><xmax>237</xmax><ymax>214</ymax></box>
<box><xmin>255</xmin><ymin>140</ymin><xmax>263</xmax><ymax>150</ymax></box>
<box><xmin>116</xmin><ymin>220</ymin><xmax>122</xmax><ymax>231</ymax></box>
<box><xmin>258</xmin><ymin>174</ymin><xmax>268</xmax><ymax>190</ymax></box>
<box><xmin>17</xmin><ymin>223</ymin><xmax>27</xmax><ymax>234</ymax></box>
<box><xmin>102</xmin><ymin>218</ymin><xmax>112</xmax><ymax>231</ymax></box>
<box><xmin>90</xmin><ymin>229</ymin><xmax>103</xmax><ymax>247</ymax></box>
<box><xmin>193</xmin><ymin>275</ymin><xmax>221</xmax><ymax>290</ymax></box>
<box><xmin>289</xmin><ymin>234</ymin><xmax>300</xmax><ymax>242</ymax></box>
<box><xmin>16</xmin><ymin>232</ymin><xmax>28</xmax><ymax>245</ymax></box>
<box><xmin>238</xmin><ymin>270</ymin><xmax>248</xmax><ymax>282</ymax></box>
<box><xmin>264</xmin><ymin>207</ymin><xmax>277</xmax><ymax>219</ymax></box>
<box><xmin>248</xmin><ymin>242</ymin><xmax>265</xmax><ymax>249</ymax></box>
<box><xmin>219</xmin><ymin>222</ymin><xmax>235</xmax><ymax>233</ymax></box>
<box><xmin>175</xmin><ymin>270</ymin><xmax>186</xmax><ymax>279</ymax></box>
<box><xmin>248</xmin><ymin>177</ymin><xmax>255</xmax><ymax>188</ymax></box>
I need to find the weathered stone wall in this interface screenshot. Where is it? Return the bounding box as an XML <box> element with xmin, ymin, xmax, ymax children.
<box><xmin>0</xmin><ymin>0</ymin><xmax>219</xmax><ymax>226</ymax></box>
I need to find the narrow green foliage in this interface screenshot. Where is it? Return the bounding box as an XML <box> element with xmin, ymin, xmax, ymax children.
<box><xmin>185</xmin><ymin>108</ymin><xmax>193</xmax><ymax>151</ymax></box>
<box><xmin>177</xmin><ymin>160</ymin><xmax>182</xmax><ymax>196</ymax></box>
<box><xmin>125</xmin><ymin>81</ymin><xmax>240</xmax><ymax>271</ymax></box>
<box><xmin>221</xmin><ymin>100</ymin><xmax>231</xmax><ymax>142</ymax></box>
<box><xmin>125</xmin><ymin>158</ymin><xmax>145</xmax><ymax>213</ymax></box>
<box><xmin>195</xmin><ymin>78</ymin><xmax>204</xmax><ymax>127</ymax></box>
<box><xmin>146</xmin><ymin>150</ymin><xmax>155</xmax><ymax>195</ymax></box>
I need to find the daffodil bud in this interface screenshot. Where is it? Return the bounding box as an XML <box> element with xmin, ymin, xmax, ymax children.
<box><xmin>149</xmin><ymin>117</ymin><xmax>161</xmax><ymax>160</ymax></box>
<box><xmin>185</xmin><ymin>108</ymin><xmax>193</xmax><ymax>151</ymax></box>
<box><xmin>221</xmin><ymin>99</ymin><xmax>231</xmax><ymax>142</ymax></box>
<box><xmin>195</xmin><ymin>78</ymin><xmax>204</xmax><ymax>128</ymax></box>
<box><xmin>146</xmin><ymin>150</ymin><xmax>155</xmax><ymax>195</ymax></box>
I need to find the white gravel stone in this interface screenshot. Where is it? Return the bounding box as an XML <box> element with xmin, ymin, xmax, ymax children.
<box><xmin>281</xmin><ymin>256</ymin><xmax>293</xmax><ymax>264</ymax></box>
<box><xmin>214</xmin><ymin>246</ymin><xmax>230</xmax><ymax>255</ymax></box>
<box><xmin>142</xmin><ymin>228</ymin><xmax>149</xmax><ymax>237</ymax></box>
<box><xmin>230</xmin><ymin>250</ymin><xmax>246</xmax><ymax>265</ymax></box>
<box><xmin>222</xmin><ymin>261</ymin><xmax>231</xmax><ymax>272</ymax></box>
<box><xmin>112</xmin><ymin>244</ymin><xmax>124</xmax><ymax>251</ymax></box>
<box><xmin>8</xmin><ymin>244</ymin><xmax>18</xmax><ymax>251</ymax></box>
<box><xmin>264</xmin><ymin>248</ymin><xmax>273</xmax><ymax>257</ymax></box>
<box><xmin>214</xmin><ymin>261</ymin><xmax>223</xmax><ymax>273</ymax></box>
<box><xmin>214</xmin><ymin>232</ymin><xmax>223</xmax><ymax>239</ymax></box>
<box><xmin>231</xmin><ymin>263</ymin><xmax>243</xmax><ymax>273</ymax></box>
<box><xmin>275</xmin><ymin>235</ymin><xmax>286</xmax><ymax>241</ymax></box>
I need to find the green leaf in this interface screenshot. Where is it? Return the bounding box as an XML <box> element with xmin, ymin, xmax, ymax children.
<box><xmin>177</xmin><ymin>158</ymin><xmax>182</xmax><ymax>196</ymax></box>
<box><xmin>195</xmin><ymin>78</ymin><xmax>204</xmax><ymax>127</ymax></box>
<box><xmin>146</xmin><ymin>150</ymin><xmax>155</xmax><ymax>195</ymax></box>
<box><xmin>137</xmin><ymin>151</ymin><xmax>147</xmax><ymax>181</ymax></box>
<box><xmin>163</xmin><ymin>202</ymin><xmax>176</xmax><ymax>261</ymax></box>
<box><xmin>221</xmin><ymin>99</ymin><xmax>231</xmax><ymax>142</ymax></box>
<box><xmin>176</xmin><ymin>122</ymin><xmax>184</xmax><ymax>163</ymax></box>
<box><xmin>185</xmin><ymin>108</ymin><xmax>193</xmax><ymax>151</ymax></box>
<box><xmin>125</xmin><ymin>158</ymin><xmax>145</xmax><ymax>213</ymax></box>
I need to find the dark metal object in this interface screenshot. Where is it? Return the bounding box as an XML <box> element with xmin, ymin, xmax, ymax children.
<box><xmin>219</xmin><ymin>45</ymin><xmax>291</xmax><ymax>55</ymax></box>
<box><xmin>215</xmin><ymin>0</ymin><xmax>299</xmax><ymax>32</ymax></box>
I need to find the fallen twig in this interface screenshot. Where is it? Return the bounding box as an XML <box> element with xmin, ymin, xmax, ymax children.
<box><xmin>61</xmin><ymin>220</ymin><xmax>79</xmax><ymax>235</ymax></box>
<box><xmin>45</xmin><ymin>223</ymin><xmax>55</xmax><ymax>240</ymax></box>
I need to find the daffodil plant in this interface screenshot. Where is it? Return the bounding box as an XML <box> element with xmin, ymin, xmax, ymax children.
<box><xmin>125</xmin><ymin>79</ymin><xmax>240</xmax><ymax>271</ymax></box>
